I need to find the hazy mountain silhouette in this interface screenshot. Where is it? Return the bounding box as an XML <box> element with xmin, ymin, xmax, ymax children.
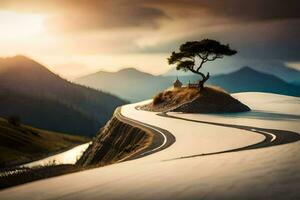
<box><xmin>0</xmin><ymin>55</ymin><xmax>127</xmax><ymax>136</ymax></box>
<box><xmin>75</xmin><ymin>66</ymin><xmax>300</xmax><ymax>102</ymax></box>
<box><xmin>76</xmin><ymin>68</ymin><xmax>170</xmax><ymax>102</ymax></box>
<box><xmin>248</xmin><ymin>63</ymin><xmax>300</xmax><ymax>83</ymax></box>
<box><xmin>208</xmin><ymin>67</ymin><xmax>300</xmax><ymax>96</ymax></box>
<box><xmin>163</xmin><ymin>62</ymin><xmax>300</xmax><ymax>83</ymax></box>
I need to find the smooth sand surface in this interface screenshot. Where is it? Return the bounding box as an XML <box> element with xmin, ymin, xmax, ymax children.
<box><xmin>0</xmin><ymin>92</ymin><xmax>299</xmax><ymax>200</ymax></box>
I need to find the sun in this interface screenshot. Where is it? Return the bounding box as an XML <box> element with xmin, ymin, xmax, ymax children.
<box><xmin>0</xmin><ymin>11</ymin><xmax>45</xmax><ymax>40</ymax></box>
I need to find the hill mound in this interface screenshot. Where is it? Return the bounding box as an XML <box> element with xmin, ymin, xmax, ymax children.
<box><xmin>141</xmin><ymin>86</ymin><xmax>250</xmax><ymax>113</ymax></box>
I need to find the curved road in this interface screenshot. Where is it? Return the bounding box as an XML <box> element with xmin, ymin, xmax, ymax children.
<box><xmin>0</xmin><ymin>92</ymin><xmax>299</xmax><ymax>200</ymax></box>
<box><xmin>158</xmin><ymin>112</ymin><xmax>300</xmax><ymax>160</ymax></box>
<box><xmin>114</xmin><ymin>107</ymin><xmax>175</xmax><ymax>160</ymax></box>
<box><xmin>134</xmin><ymin>103</ymin><xmax>300</xmax><ymax>161</ymax></box>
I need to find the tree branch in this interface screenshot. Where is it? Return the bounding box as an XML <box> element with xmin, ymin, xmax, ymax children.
<box><xmin>207</xmin><ymin>54</ymin><xmax>223</xmax><ymax>61</ymax></box>
<box><xmin>198</xmin><ymin>52</ymin><xmax>208</xmax><ymax>60</ymax></box>
<box><xmin>196</xmin><ymin>59</ymin><xmax>206</xmax><ymax>72</ymax></box>
<box><xmin>188</xmin><ymin>67</ymin><xmax>206</xmax><ymax>79</ymax></box>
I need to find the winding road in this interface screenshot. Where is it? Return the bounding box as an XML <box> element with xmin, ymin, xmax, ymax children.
<box><xmin>159</xmin><ymin>112</ymin><xmax>300</xmax><ymax>160</ymax></box>
<box><xmin>0</xmin><ymin>92</ymin><xmax>299</xmax><ymax>200</ymax></box>
<box><xmin>114</xmin><ymin>107</ymin><xmax>175</xmax><ymax>160</ymax></box>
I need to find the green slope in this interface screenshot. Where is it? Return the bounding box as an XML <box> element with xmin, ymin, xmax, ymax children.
<box><xmin>0</xmin><ymin>117</ymin><xmax>89</xmax><ymax>168</ymax></box>
<box><xmin>0</xmin><ymin>90</ymin><xmax>100</xmax><ymax>136</ymax></box>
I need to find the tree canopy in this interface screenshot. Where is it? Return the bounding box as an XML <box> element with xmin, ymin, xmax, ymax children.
<box><xmin>168</xmin><ymin>39</ymin><xmax>237</xmax><ymax>89</ymax></box>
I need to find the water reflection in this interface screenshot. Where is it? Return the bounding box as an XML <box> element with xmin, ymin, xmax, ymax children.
<box><xmin>22</xmin><ymin>142</ymin><xmax>91</xmax><ymax>168</ymax></box>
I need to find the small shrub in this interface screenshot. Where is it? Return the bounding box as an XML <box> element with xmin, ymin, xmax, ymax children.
<box><xmin>124</xmin><ymin>144</ymin><xmax>133</xmax><ymax>153</ymax></box>
<box><xmin>164</xmin><ymin>90</ymin><xmax>172</xmax><ymax>97</ymax></box>
<box><xmin>153</xmin><ymin>92</ymin><xmax>164</xmax><ymax>105</ymax></box>
<box><xmin>8</xmin><ymin>116</ymin><xmax>21</xmax><ymax>126</ymax></box>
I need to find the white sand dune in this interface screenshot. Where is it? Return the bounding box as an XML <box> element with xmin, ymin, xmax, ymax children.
<box><xmin>1</xmin><ymin>92</ymin><xmax>299</xmax><ymax>200</ymax></box>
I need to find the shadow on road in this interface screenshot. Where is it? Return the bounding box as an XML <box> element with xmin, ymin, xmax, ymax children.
<box><xmin>159</xmin><ymin>112</ymin><xmax>300</xmax><ymax>161</ymax></box>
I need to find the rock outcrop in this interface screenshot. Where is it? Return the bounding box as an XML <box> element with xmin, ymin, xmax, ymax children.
<box><xmin>77</xmin><ymin>109</ymin><xmax>152</xmax><ymax>167</ymax></box>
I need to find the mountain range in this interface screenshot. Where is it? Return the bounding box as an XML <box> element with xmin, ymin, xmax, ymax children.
<box><xmin>75</xmin><ymin>68</ymin><xmax>168</xmax><ymax>102</ymax></box>
<box><xmin>162</xmin><ymin>62</ymin><xmax>300</xmax><ymax>84</ymax></box>
<box><xmin>75</xmin><ymin>67</ymin><xmax>300</xmax><ymax>102</ymax></box>
<box><xmin>1</xmin><ymin>55</ymin><xmax>298</xmax><ymax>135</ymax></box>
<box><xmin>0</xmin><ymin>56</ymin><xmax>127</xmax><ymax>136</ymax></box>
<box><xmin>208</xmin><ymin>67</ymin><xmax>300</xmax><ymax>95</ymax></box>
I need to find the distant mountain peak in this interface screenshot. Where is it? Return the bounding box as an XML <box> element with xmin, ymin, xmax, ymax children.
<box><xmin>232</xmin><ymin>66</ymin><xmax>262</xmax><ymax>75</ymax></box>
<box><xmin>117</xmin><ymin>67</ymin><xmax>140</xmax><ymax>73</ymax></box>
<box><xmin>239</xmin><ymin>66</ymin><xmax>253</xmax><ymax>71</ymax></box>
<box><xmin>1</xmin><ymin>55</ymin><xmax>44</xmax><ymax>68</ymax></box>
<box><xmin>237</xmin><ymin>66</ymin><xmax>256</xmax><ymax>72</ymax></box>
<box><xmin>12</xmin><ymin>54</ymin><xmax>30</xmax><ymax>60</ymax></box>
<box><xmin>113</xmin><ymin>67</ymin><xmax>155</xmax><ymax>78</ymax></box>
<box><xmin>117</xmin><ymin>67</ymin><xmax>152</xmax><ymax>75</ymax></box>
<box><xmin>1</xmin><ymin>55</ymin><xmax>33</xmax><ymax>63</ymax></box>
<box><xmin>226</xmin><ymin>66</ymin><xmax>287</xmax><ymax>82</ymax></box>
<box><xmin>0</xmin><ymin>55</ymin><xmax>56</xmax><ymax>80</ymax></box>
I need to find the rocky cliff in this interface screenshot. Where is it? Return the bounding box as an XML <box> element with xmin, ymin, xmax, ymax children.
<box><xmin>77</xmin><ymin>108</ymin><xmax>153</xmax><ymax>167</ymax></box>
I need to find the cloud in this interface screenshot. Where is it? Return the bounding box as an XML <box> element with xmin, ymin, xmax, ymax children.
<box><xmin>151</xmin><ymin>0</ymin><xmax>300</xmax><ymax>22</ymax></box>
<box><xmin>0</xmin><ymin>0</ymin><xmax>299</xmax><ymax>64</ymax></box>
<box><xmin>46</xmin><ymin>2</ymin><xmax>171</xmax><ymax>33</ymax></box>
<box><xmin>1</xmin><ymin>0</ymin><xmax>299</xmax><ymax>32</ymax></box>
<box><xmin>0</xmin><ymin>0</ymin><xmax>169</xmax><ymax>32</ymax></box>
<box><xmin>135</xmin><ymin>18</ymin><xmax>300</xmax><ymax>61</ymax></box>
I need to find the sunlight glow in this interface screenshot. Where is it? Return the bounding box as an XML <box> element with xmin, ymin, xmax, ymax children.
<box><xmin>0</xmin><ymin>11</ymin><xmax>45</xmax><ymax>39</ymax></box>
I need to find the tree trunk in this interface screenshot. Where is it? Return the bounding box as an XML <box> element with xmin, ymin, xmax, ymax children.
<box><xmin>198</xmin><ymin>80</ymin><xmax>204</xmax><ymax>91</ymax></box>
<box><xmin>198</xmin><ymin>72</ymin><xmax>210</xmax><ymax>91</ymax></box>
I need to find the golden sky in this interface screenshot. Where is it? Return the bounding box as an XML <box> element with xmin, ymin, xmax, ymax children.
<box><xmin>0</xmin><ymin>0</ymin><xmax>299</xmax><ymax>79</ymax></box>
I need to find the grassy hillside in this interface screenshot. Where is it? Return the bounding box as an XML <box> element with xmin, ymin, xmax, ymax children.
<box><xmin>0</xmin><ymin>117</ymin><xmax>89</xmax><ymax>168</ymax></box>
<box><xmin>0</xmin><ymin>55</ymin><xmax>127</xmax><ymax>136</ymax></box>
<box><xmin>0</xmin><ymin>90</ymin><xmax>100</xmax><ymax>136</ymax></box>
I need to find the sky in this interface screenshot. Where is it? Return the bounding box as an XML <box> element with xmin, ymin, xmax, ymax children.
<box><xmin>0</xmin><ymin>0</ymin><xmax>299</xmax><ymax>79</ymax></box>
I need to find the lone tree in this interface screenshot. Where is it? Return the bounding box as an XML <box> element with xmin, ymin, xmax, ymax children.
<box><xmin>168</xmin><ymin>39</ymin><xmax>237</xmax><ymax>90</ymax></box>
